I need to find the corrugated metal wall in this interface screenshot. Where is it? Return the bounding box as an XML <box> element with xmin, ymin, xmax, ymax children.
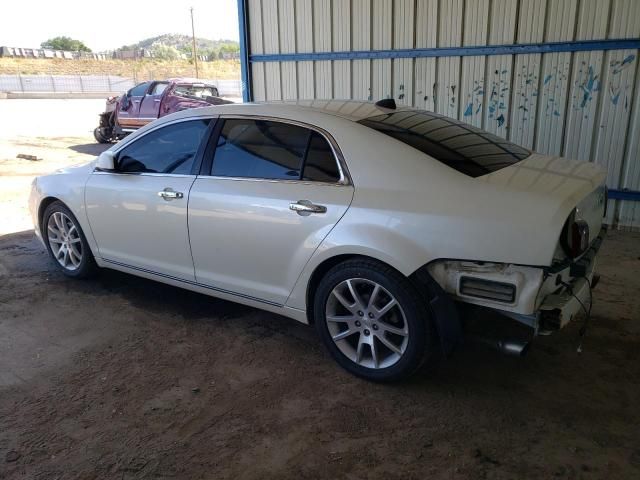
<box><xmin>242</xmin><ymin>0</ymin><xmax>640</xmax><ymax>228</ymax></box>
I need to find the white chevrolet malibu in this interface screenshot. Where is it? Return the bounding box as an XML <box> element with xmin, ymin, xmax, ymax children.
<box><xmin>29</xmin><ymin>100</ymin><xmax>607</xmax><ymax>381</ymax></box>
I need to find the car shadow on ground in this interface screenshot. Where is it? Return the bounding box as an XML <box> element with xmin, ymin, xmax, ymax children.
<box><xmin>68</xmin><ymin>143</ymin><xmax>111</xmax><ymax>156</ymax></box>
<box><xmin>2</xmin><ymin>229</ymin><xmax>637</xmax><ymax>395</ymax></box>
<box><xmin>0</xmin><ymin>229</ymin><xmax>540</xmax><ymax>388</ymax></box>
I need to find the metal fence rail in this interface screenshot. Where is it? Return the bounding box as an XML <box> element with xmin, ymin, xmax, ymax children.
<box><xmin>0</xmin><ymin>75</ymin><xmax>134</xmax><ymax>93</ymax></box>
<box><xmin>0</xmin><ymin>75</ymin><xmax>242</xmax><ymax>97</ymax></box>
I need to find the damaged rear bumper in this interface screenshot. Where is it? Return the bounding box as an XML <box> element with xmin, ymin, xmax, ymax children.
<box><xmin>538</xmin><ymin>227</ymin><xmax>606</xmax><ymax>330</ymax></box>
<box><xmin>426</xmin><ymin>227</ymin><xmax>606</xmax><ymax>334</ymax></box>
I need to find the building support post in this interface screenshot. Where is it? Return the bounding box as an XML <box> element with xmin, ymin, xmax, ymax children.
<box><xmin>237</xmin><ymin>0</ymin><xmax>252</xmax><ymax>102</ymax></box>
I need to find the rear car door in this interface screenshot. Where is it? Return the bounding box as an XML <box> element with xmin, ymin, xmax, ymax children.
<box><xmin>138</xmin><ymin>81</ymin><xmax>169</xmax><ymax>121</ymax></box>
<box><xmin>117</xmin><ymin>82</ymin><xmax>151</xmax><ymax>128</ymax></box>
<box><xmin>188</xmin><ymin>117</ymin><xmax>354</xmax><ymax>305</ymax></box>
<box><xmin>85</xmin><ymin>117</ymin><xmax>213</xmax><ymax>280</ymax></box>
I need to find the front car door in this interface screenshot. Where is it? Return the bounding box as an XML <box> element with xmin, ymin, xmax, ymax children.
<box><xmin>117</xmin><ymin>81</ymin><xmax>151</xmax><ymax>129</ymax></box>
<box><xmin>85</xmin><ymin>117</ymin><xmax>213</xmax><ymax>280</ymax></box>
<box><xmin>188</xmin><ymin>117</ymin><xmax>354</xmax><ymax>305</ymax></box>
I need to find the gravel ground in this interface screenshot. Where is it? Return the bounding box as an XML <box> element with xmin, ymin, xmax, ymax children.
<box><xmin>1</xmin><ymin>99</ymin><xmax>639</xmax><ymax>479</ymax></box>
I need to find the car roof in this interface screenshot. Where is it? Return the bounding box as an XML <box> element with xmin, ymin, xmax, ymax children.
<box><xmin>182</xmin><ymin>99</ymin><xmax>414</xmax><ymax>123</ymax></box>
<box><xmin>279</xmin><ymin>99</ymin><xmax>414</xmax><ymax>121</ymax></box>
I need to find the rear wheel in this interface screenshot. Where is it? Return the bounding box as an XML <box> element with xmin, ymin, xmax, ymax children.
<box><xmin>314</xmin><ymin>259</ymin><xmax>432</xmax><ymax>382</ymax></box>
<box><xmin>42</xmin><ymin>201</ymin><xmax>98</xmax><ymax>278</ymax></box>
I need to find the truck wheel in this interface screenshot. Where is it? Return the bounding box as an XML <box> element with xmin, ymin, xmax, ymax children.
<box><xmin>94</xmin><ymin>127</ymin><xmax>111</xmax><ymax>144</ymax></box>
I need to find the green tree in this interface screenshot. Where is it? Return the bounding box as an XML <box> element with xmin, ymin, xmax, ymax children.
<box><xmin>41</xmin><ymin>36</ymin><xmax>92</xmax><ymax>52</ymax></box>
<box><xmin>150</xmin><ymin>44</ymin><xmax>181</xmax><ymax>60</ymax></box>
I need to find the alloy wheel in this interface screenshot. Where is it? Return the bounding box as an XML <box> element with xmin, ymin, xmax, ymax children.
<box><xmin>325</xmin><ymin>278</ymin><xmax>409</xmax><ymax>369</ymax></box>
<box><xmin>47</xmin><ymin>211</ymin><xmax>83</xmax><ymax>270</ymax></box>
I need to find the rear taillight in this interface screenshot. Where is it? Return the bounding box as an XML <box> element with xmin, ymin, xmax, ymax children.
<box><xmin>569</xmin><ymin>218</ymin><xmax>590</xmax><ymax>258</ymax></box>
<box><xmin>561</xmin><ymin>210</ymin><xmax>590</xmax><ymax>259</ymax></box>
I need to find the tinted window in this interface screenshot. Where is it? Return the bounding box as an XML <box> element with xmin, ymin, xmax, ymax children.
<box><xmin>129</xmin><ymin>82</ymin><xmax>151</xmax><ymax>96</ymax></box>
<box><xmin>358</xmin><ymin>111</ymin><xmax>530</xmax><ymax>177</ymax></box>
<box><xmin>302</xmin><ymin>132</ymin><xmax>340</xmax><ymax>182</ymax></box>
<box><xmin>117</xmin><ymin>119</ymin><xmax>210</xmax><ymax>174</ymax></box>
<box><xmin>212</xmin><ymin>119</ymin><xmax>310</xmax><ymax>179</ymax></box>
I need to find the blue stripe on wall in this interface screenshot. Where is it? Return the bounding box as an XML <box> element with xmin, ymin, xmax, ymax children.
<box><xmin>608</xmin><ymin>189</ymin><xmax>640</xmax><ymax>202</ymax></box>
<box><xmin>249</xmin><ymin>38</ymin><xmax>640</xmax><ymax>63</ymax></box>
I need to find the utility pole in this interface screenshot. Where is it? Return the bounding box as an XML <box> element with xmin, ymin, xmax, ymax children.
<box><xmin>190</xmin><ymin>6</ymin><xmax>199</xmax><ymax>78</ymax></box>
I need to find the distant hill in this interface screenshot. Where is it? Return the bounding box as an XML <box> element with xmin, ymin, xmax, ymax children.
<box><xmin>118</xmin><ymin>34</ymin><xmax>239</xmax><ymax>56</ymax></box>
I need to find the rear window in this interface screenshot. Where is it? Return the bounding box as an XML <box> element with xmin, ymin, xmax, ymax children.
<box><xmin>358</xmin><ymin>110</ymin><xmax>530</xmax><ymax>177</ymax></box>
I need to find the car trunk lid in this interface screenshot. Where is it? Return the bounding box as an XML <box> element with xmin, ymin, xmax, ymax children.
<box><xmin>479</xmin><ymin>153</ymin><xmax>607</xmax><ymax>241</ymax></box>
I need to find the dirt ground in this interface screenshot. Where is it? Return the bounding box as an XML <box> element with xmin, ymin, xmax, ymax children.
<box><xmin>1</xmin><ymin>99</ymin><xmax>639</xmax><ymax>479</ymax></box>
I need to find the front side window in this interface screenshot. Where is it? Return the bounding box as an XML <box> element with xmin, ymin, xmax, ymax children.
<box><xmin>117</xmin><ymin>119</ymin><xmax>210</xmax><ymax>174</ymax></box>
<box><xmin>358</xmin><ymin>110</ymin><xmax>530</xmax><ymax>177</ymax></box>
<box><xmin>129</xmin><ymin>82</ymin><xmax>151</xmax><ymax>97</ymax></box>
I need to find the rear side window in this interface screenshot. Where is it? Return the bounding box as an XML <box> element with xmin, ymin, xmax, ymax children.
<box><xmin>211</xmin><ymin>119</ymin><xmax>340</xmax><ymax>182</ymax></box>
<box><xmin>358</xmin><ymin>111</ymin><xmax>530</xmax><ymax>177</ymax></box>
<box><xmin>117</xmin><ymin>119</ymin><xmax>210</xmax><ymax>174</ymax></box>
<box><xmin>302</xmin><ymin>132</ymin><xmax>341</xmax><ymax>182</ymax></box>
<box><xmin>151</xmin><ymin>83</ymin><xmax>168</xmax><ymax>95</ymax></box>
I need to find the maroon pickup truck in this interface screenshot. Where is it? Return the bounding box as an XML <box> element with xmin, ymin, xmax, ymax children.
<box><xmin>94</xmin><ymin>78</ymin><xmax>231</xmax><ymax>143</ymax></box>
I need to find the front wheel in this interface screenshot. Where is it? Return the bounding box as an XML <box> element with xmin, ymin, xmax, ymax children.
<box><xmin>42</xmin><ymin>201</ymin><xmax>98</xmax><ymax>278</ymax></box>
<box><xmin>94</xmin><ymin>127</ymin><xmax>111</xmax><ymax>143</ymax></box>
<box><xmin>314</xmin><ymin>259</ymin><xmax>432</xmax><ymax>382</ymax></box>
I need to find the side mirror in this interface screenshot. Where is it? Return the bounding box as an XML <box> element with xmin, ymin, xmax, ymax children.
<box><xmin>96</xmin><ymin>151</ymin><xmax>116</xmax><ymax>171</ymax></box>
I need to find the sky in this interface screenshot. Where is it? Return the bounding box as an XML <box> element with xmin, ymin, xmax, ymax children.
<box><xmin>0</xmin><ymin>0</ymin><xmax>239</xmax><ymax>51</ymax></box>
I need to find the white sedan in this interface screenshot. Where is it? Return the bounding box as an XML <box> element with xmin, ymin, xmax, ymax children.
<box><xmin>29</xmin><ymin>100</ymin><xmax>607</xmax><ymax>381</ymax></box>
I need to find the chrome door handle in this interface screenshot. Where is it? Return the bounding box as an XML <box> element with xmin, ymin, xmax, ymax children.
<box><xmin>289</xmin><ymin>200</ymin><xmax>327</xmax><ymax>215</ymax></box>
<box><xmin>158</xmin><ymin>189</ymin><xmax>184</xmax><ymax>200</ymax></box>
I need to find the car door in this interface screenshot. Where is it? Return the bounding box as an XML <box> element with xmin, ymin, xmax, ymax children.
<box><xmin>138</xmin><ymin>81</ymin><xmax>168</xmax><ymax>121</ymax></box>
<box><xmin>188</xmin><ymin>117</ymin><xmax>354</xmax><ymax>305</ymax></box>
<box><xmin>117</xmin><ymin>81</ymin><xmax>151</xmax><ymax>128</ymax></box>
<box><xmin>85</xmin><ymin>117</ymin><xmax>213</xmax><ymax>280</ymax></box>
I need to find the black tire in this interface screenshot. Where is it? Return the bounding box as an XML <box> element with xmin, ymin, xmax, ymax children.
<box><xmin>42</xmin><ymin>201</ymin><xmax>98</xmax><ymax>279</ymax></box>
<box><xmin>314</xmin><ymin>258</ymin><xmax>432</xmax><ymax>382</ymax></box>
<box><xmin>94</xmin><ymin>127</ymin><xmax>111</xmax><ymax>144</ymax></box>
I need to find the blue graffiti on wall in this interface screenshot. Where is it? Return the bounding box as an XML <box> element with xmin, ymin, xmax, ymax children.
<box><xmin>580</xmin><ymin>65</ymin><xmax>599</xmax><ymax>109</ymax></box>
<box><xmin>609</xmin><ymin>54</ymin><xmax>636</xmax><ymax>109</ymax></box>
<box><xmin>487</xmin><ymin>69</ymin><xmax>509</xmax><ymax>127</ymax></box>
<box><xmin>463</xmin><ymin>80</ymin><xmax>484</xmax><ymax>118</ymax></box>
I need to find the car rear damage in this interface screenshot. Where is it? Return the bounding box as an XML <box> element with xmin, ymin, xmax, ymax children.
<box><xmin>425</xmin><ymin>174</ymin><xmax>607</xmax><ymax>346</ymax></box>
